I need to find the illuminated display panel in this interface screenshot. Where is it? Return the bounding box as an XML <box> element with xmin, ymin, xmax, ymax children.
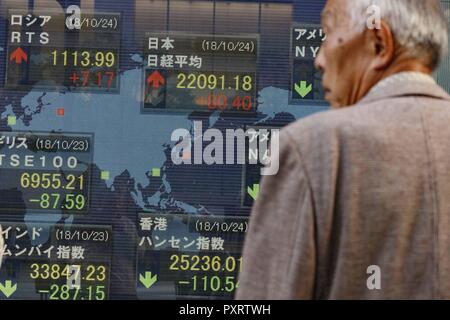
<box><xmin>5</xmin><ymin>9</ymin><xmax>121</xmax><ymax>92</ymax></box>
<box><xmin>241</xmin><ymin>125</ymin><xmax>281</xmax><ymax>208</ymax></box>
<box><xmin>0</xmin><ymin>131</ymin><xmax>93</xmax><ymax>213</ymax></box>
<box><xmin>142</xmin><ymin>33</ymin><xmax>258</xmax><ymax>113</ymax></box>
<box><xmin>1</xmin><ymin>0</ymin><xmax>447</xmax><ymax>301</ymax></box>
<box><xmin>290</xmin><ymin>23</ymin><xmax>325</xmax><ymax>103</ymax></box>
<box><xmin>0</xmin><ymin>223</ymin><xmax>111</xmax><ymax>300</ymax></box>
<box><xmin>137</xmin><ymin>213</ymin><xmax>247</xmax><ymax>299</ymax></box>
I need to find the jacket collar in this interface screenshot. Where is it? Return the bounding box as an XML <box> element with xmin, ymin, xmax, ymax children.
<box><xmin>358</xmin><ymin>72</ymin><xmax>450</xmax><ymax>105</ymax></box>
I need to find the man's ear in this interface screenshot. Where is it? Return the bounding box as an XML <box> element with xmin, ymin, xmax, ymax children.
<box><xmin>368</xmin><ymin>19</ymin><xmax>395</xmax><ymax>70</ymax></box>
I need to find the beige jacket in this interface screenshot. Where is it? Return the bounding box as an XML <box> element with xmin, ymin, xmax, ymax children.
<box><xmin>236</xmin><ymin>73</ymin><xmax>450</xmax><ymax>299</ymax></box>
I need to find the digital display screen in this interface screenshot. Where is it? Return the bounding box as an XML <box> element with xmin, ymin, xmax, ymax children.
<box><xmin>5</xmin><ymin>9</ymin><xmax>121</xmax><ymax>92</ymax></box>
<box><xmin>0</xmin><ymin>0</ymin><xmax>447</xmax><ymax>301</ymax></box>
<box><xmin>241</xmin><ymin>125</ymin><xmax>280</xmax><ymax>208</ymax></box>
<box><xmin>0</xmin><ymin>131</ymin><xmax>92</xmax><ymax>213</ymax></box>
<box><xmin>0</xmin><ymin>223</ymin><xmax>111</xmax><ymax>300</ymax></box>
<box><xmin>137</xmin><ymin>213</ymin><xmax>246</xmax><ymax>298</ymax></box>
<box><xmin>142</xmin><ymin>33</ymin><xmax>258</xmax><ymax>113</ymax></box>
<box><xmin>290</xmin><ymin>24</ymin><xmax>325</xmax><ymax>103</ymax></box>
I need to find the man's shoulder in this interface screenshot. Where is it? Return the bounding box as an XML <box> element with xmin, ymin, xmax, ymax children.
<box><xmin>282</xmin><ymin>105</ymin><xmax>362</xmax><ymax>144</ymax></box>
<box><xmin>284</xmin><ymin>95</ymin><xmax>450</xmax><ymax>142</ymax></box>
<box><xmin>281</xmin><ymin>94</ymin><xmax>450</xmax><ymax>165</ymax></box>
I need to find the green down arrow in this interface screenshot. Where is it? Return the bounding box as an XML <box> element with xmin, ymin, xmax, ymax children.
<box><xmin>294</xmin><ymin>81</ymin><xmax>313</xmax><ymax>98</ymax></box>
<box><xmin>0</xmin><ymin>280</ymin><xmax>17</xmax><ymax>298</ymax></box>
<box><xmin>140</xmin><ymin>272</ymin><xmax>158</xmax><ymax>289</ymax></box>
<box><xmin>247</xmin><ymin>184</ymin><xmax>260</xmax><ymax>201</ymax></box>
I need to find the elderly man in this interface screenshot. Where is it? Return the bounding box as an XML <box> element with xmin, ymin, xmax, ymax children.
<box><xmin>236</xmin><ymin>0</ymin><xmax>450</xmax><ymax>299</ymax></box>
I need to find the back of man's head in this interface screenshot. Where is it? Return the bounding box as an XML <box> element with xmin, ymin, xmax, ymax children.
<box><xmin>349</xmin><ymin>0</ymin><xmax>448</xmax><ymax>71</ymax></box>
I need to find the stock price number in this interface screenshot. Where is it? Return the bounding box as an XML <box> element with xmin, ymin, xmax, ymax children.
<box><xmin>20</xmin><ymin>172</ymin><xmax>85</xmax><ymax>191</ymax></box>
<box><xmin>69</xmin><ymin>70</ymin><xmax>116</xmax><ymax>88</ymax></box>
<box><xmin>47</xmin><ymin>284</ymin><xmax>106</xmax><ymax>300</ymax></box>
<box><xmin>30</xmin><ymin>264</ymin><xmax>108</xmax><ymax>300</ymax></box>
<box><xmin>21</xmin><ymin>172</ymin><xmax>87</xmax><ymax>211</ymax></box>
<box><xmin>187</xmin><ymin>275</ymin><xmax>239</xmax><ymax>293</ymax></box>
<box><xmin>169</xmin><ymin>254</ymin><xmax>242</xmax><ymax>273</ymax></box>
<box><xmin>51</xmin><ymin>49</ymin><xmax>116</xmax><ymax>68</ymax></box>
<box><xmin>206</xmin><ymin>94</ymin><xmax>253</xmax><ymax>112</ymax></box>
<box><xmin>51</xmin><ymin>49</ymin><xmax>118</xmax><ymax>89</ymax></box>
<box><xmin>176</xmin><ymin>73</ymin><xmax>254</xmax><ymax>92</ymax></box>
<box><xmin>29</xmin><ymin>263</ymin><xmax>106</xmax><ymax>282</ymax></box>
<box><xmin>170</xmin><ymin>254</ymin><xmax>242</xmax><ymax>295</ymax></box>
<box><xmin>30</xmin><ymin>193</ymin><xmax>86</xmax><ymax>211</ymax></box>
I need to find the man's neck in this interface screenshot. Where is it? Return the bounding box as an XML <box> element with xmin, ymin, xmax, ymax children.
<box><xmin>355</xmin><ymin>58</ymin><xmax>433</xmax><ymax>105</ymax></box>
<box><xmin>377</xmin><ymin>59</ymin><xmax>432</xmax><ymax>84</ymax></box>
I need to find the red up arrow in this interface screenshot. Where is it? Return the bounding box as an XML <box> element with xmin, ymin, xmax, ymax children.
<box><xmin>146</xmin><ymin>71</ymin><xmax>165</xmax><ymax>89</ymax></box>
<box><xmin>10</xmin><ymin>47</ymin><xmax>28</xmax><ymax>64</ymax></box>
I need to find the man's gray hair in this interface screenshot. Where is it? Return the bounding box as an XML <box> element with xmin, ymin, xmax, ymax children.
<box><xmin>348</xmin><ymin>0</ymin><xmax>449</xmax><ymax>70</ymax></box>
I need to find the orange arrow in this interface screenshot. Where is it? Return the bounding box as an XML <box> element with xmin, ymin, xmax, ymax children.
<box><xmin>146</xmin><ymin>71</ymin><xmax>165</xmax><ymax>89</ymax></box>
<box><xmin>10</xmin><ymin>47</ymin><xmax>27</xmax><ymax>64</ymax></box>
